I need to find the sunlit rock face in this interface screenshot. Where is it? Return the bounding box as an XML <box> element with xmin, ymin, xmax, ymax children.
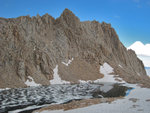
<box><xmin>0</xmin><ymin>9</ymin><xmax>149</xmax><ymax>88</ymax></box>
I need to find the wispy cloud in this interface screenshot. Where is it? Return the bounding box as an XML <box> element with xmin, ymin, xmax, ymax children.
<box><xmin>147</xmin><ymin>1</ymin><xmax>150</xmax><ymax>6</ymax></box>
<box><xmin>133</xmin><ymin>0</ymin><xmax>140</xmax><ymax>3</ymax></box>
<box><xmin>137</xmin><ymin>4</ymin><xmax>142</xmax><ymax>8</ymax></box>
<box><xmin>4</xmin><ymin>3</ymin><xmax>9</xmax><ymax>8</ymax></box>
<box><xmin>114</xmin><ymin>15</ymin><xmax>120</xmax><ymax>19</ymax></box>
<box><xmin>132</xmin><ymin>0</ymin><xmax>143</xmax><ymax>8</ymax></box>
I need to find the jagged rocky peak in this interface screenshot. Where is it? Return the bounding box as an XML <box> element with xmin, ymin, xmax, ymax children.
<box><xmin>56</xmin><ymin>8</ymin><xmax>80</xmax><ymax>29</ymax></box>
<box><xmin>60</xmin><ymin>8</ymin><xmax>79</xmax><ymax>20</ymax></box>
<box><xmin>0</xmin><ymin>9</ymin><xmax>149</xmax><ymax>88</ymax></box>
<box><xmin>61</xmin><ymin>8</ymin><xmax>75</xmax><ymax>16</ymax></box>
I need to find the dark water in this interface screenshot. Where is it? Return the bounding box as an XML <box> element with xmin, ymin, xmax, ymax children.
<box><xmin>0</xmin><ymin>83</ymin><xmax>132</xmax><ymax>113</ymax></box>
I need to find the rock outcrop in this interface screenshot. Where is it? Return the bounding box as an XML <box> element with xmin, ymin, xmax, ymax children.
<box><xmin>0</xmin><ymin>8</ymin><xmax>149</xmax><ymax>88</ymax></box>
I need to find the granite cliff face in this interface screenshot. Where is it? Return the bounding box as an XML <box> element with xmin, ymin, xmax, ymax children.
<box><xmin>0</xmin><ymin>9</ymin><xmax>149</xmax><ymax>88</ymax></box>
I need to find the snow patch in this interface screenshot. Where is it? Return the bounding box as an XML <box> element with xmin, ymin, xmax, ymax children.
<box><xmin>8</xmin><ymin>104</ymin><xmax>51</xmax><ymax>113</ymax></box>
<box><xmin>62</xmin><ymin>58</ymin><xmax>74</xmax><ymax>66</ymax></box>
<box><xmin>78</xmin><ymin>63</ymin><xmax>125</xmax><ymax>93</ymax></box>
<box><xmin>50</xmin><ymin>65</ymin><xmax>70</xmax><ymax>84</ymax></box>
<box><xmin>118</xmin><ymin>64</ymin><xmax>122</xmax><ymax>68</ymax></box>
<box><xmin>0</xmin><ymin>88</ymin><xmax>10</xmax><ymax>92</ymax></box>
<box><xmin>77</xmin><ymin>63</ymin><xmax>125</xmax><ymax>91</ymax></box>
<box><xmin>79</xmin><ymin>80</ymin><xmax>92</xmax><ymax>84</ymax></box>
<box><xmin>77</xmin><ymin>63</ymin><xmax>125</xmax><ymax>85</ymax></box>
<box><xmin>100</xmin><ymin>62</ymin><xmax>114</xmax><ymax>74</ymax></box>
<box><xmin>25</xmin><ymin>76</ymin><xmax>41</xmax><ymax>87</ymax></box>
<box><xmin>137</xmin><ymin>73</ymin><xmax>140</xmax><ymax>76</ymax></box>
<box><xmin>93</xmin><ymin>63</ymin><xmax>125</xmax><ymax>92</ymax></box>
<box><xmin>100</xmin><ymin>83</ymin><xmax>114</xmax><ymax>93</ymax></box>
<box><xmin>94</xmin><ymin>63</ymin><xmax>117</xmax><ymax>83</ymax></box>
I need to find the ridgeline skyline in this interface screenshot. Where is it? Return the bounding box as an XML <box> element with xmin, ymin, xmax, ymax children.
<box><xmin>1</xmin><ymin>0</ymin><xmax>150</xmax><ymax>47</ymax></box>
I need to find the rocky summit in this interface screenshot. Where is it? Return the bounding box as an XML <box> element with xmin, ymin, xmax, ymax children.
<box><xmin>0</xmin><ymin>8</ymin><xmax>149</xmax><ymax>88</ymax></box>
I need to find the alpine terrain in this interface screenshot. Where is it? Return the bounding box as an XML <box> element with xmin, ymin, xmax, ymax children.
<box><xmin>0</xmin><ymin>9</ymin><xmax>150</xmax><ymax>113</ymax></box>
<box><xmin>0</xmin><ymin>9</ymin><xmax>149</xmax><ymax>88</ymax></box>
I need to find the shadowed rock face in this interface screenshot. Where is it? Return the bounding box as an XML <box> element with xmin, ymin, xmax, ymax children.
<box><xmin>0</xmin><ymin>8</ymin><xmax>149</xmax><ymax>88</ymax></box>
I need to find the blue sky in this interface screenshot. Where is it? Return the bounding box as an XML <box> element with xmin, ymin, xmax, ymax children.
<box><xmin>0</xmin><ymin>0</ymin><xmax>150</xmax><ymax>47</ymax></box>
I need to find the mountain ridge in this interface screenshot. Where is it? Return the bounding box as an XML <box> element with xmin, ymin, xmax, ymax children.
<box><xmin>0</xmin><ymin>9</ymin><xmax>149</xmax><ymax>88</ymax></box>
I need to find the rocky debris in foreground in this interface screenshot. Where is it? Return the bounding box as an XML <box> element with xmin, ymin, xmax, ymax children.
<box><xmin>33</xmin><ymin>97</ymin><xmax>122</xmax><ymax>113</ymax></box>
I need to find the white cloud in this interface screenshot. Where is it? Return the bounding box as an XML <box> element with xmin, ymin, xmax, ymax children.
<box><xmin>132</xmin><ymin>0</ymin><xmax>143</xmax><ymax>8</ymax></box>
<box><xmin>128</xmin><ymin>41</ymin><xmax>150</xmax><ymax>56</ymax></box>
<box><xmin>145</xmin><ymin>67</ymin><xmax>150</xmax><ymax>76</ymax></box>
<box><xmin>147</xmin><ymin>1</ymin><xmax>150</xmax><ymax>6</ymax></box>
<box><xmin>137</xmin><ymin>55</ymin><xmax>150</xmax><ymax>67</ymax></box>
<box><xmin>128</xmin><ymin>41</ymin><xmax>150</xmax><ymax>67</ymax></box>
<box><xmin>114</xmin><ymin>15</ymin><xmax>120</xmax><ymax>19</ymax></box>
<box><xmin>133</xmin><ymin>0</ymin><xmax>140</xmax><ymax>3</ymax></box>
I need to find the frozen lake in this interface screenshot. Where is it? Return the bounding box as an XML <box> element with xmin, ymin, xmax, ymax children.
<box><xmin>0</xmin><ymin>83</ymin><xmax>131</xmax><ymax>113</ymax></box>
